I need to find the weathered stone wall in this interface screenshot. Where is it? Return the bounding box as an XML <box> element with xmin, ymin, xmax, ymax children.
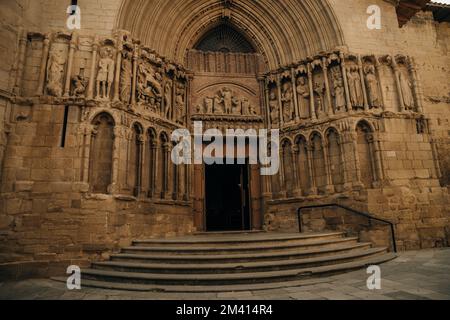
<box><xmin>330</xmin><ymin>0</ymin><xmax>450</xmax><ymax>185</ymax></box>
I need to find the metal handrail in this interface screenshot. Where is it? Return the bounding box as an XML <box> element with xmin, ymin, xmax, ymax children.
<box><xmin>297</xmin><ymin>203</ymin><xmax>397</xmax><ymax>252</ymax></box>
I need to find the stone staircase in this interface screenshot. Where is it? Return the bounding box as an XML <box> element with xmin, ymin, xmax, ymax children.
<box><xmin>54</xmin><ymin>231</ymin><xmax>396</xmax><ymax>292</ymax></box>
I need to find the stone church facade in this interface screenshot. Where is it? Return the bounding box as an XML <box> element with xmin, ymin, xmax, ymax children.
<box><xmin>0</xmin><ymin>0</ymin><xmax>449</xmax><ymax>274</ymax></box>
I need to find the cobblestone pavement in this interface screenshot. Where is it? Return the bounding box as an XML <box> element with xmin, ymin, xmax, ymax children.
<box><xmin>1</xmin><ymin>248</ymin><xmax>449</xmax><ymax>300</ymax></box>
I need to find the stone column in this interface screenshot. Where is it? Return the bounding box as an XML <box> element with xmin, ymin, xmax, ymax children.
<box><xmin>358</xmin><ymin>55</ymin><xmax>369</xmax><ymax>111</ymax></box>
<box><xmin>36</xmin><ymin>33</ymin><xmax>51</xmax><ymax>96</ymax></box>
<box><xmin>373</xmin><ymin>135</ymin><xmax>384</xmax><ymax>182</ymax></box>
<box><xmin>13</xmin><ymin>29</ymin><xmax>28</xmax><ymax>95</ymax></box>
<box><xmin>374</xmin><ymin>56</ymin><xmax>386</xmax><ymax>111</ymax></box>
<box><xmin>86</xmin><ymin>37</ymin><xmax>98</xmax><ymax>100</ymax></box>
<box><xmin>278</xmin><ymin>146</ymin><xmax>287</xmax><ymax>198</ymax></box>
<box><xmin>135</xmin><ymin>134</ymin><xmax>144</xmax><ymax>197</ymax></box>
<box><xmin>408</xmin><ymin>57</ymin><xmax>424</xmax><ymax>113</ymax></box>
<box><xmin>291</xmin><ymin>145</ymin><xmax>302</xmax><ymax>197</ymax></box>
<box><xmin>259</xmin><ymin>75</ymin><xmax>270</xmax><ymax>128</ymax></box>
<box><xmin>108</xmin><ymin>126</ymin><xmax>121</xmax><ymax>194</ymax></box>
<box><xmin>340</xmin><ymin>53</ymin><xmax>352</xmax><ymax>113</ymax></box>
<box><xmin>264</xmin><ymin>80</ymin><xmax>272</xmax><ymax>129</ymax></box>
<box><xmin>338</xmin><ymin>134</ymin><xmax>352</xmax><ymax>191</ymax></box>
<box><xmin>277</xmin><ymin>75</ymin><xmax>284</xmax><ymax>127</ymax></box>
<box><xmin>186</xmin><ymin>74</ymin><xmax>194</xmax><ymax>126</ymax></box>
<box><xmin>63</xmin><ymin>33</ymin><xmax>77</xmax><ymax>97</ymax></box>
<box><xmin>391</xmin><ymin>57</ymin><xmax>405</xmax><ymax>112</ymax></box>
<box><xmin>80</xmin><ymin>124</ymin><xmax>92</xmax><ymax>183</ymax></box>
<box><xmin>291</xmin><ymin>68</ymin><xmax>300</xmax><ymax>122</ymax></box>
<box><xmin>322</xmin><ymin>57</ymin><xmax>333</xmax><ymax>117</ymax></box>
<box><xmin>307</xmin><ymin>63</ymin><xmax>317</xmax><ymax>121</ymax></box>
<box><xmin>366</xmin><ymin>134</ymin><xmax>379</xmax><ymax>185</ymax></box>
<box><xmin>165</xmin><ymin>143</ymin><xmax>172</xmax><ymax>199</ymax></box>
<box><xmin>322</xmin><ymin>140</ymin><xmax>335</xmax><ymax>194</ymax></box>
<box><xmin>306</xmin><ymin>143</ymin><xmax>317</xmax><ymax>195</ymax></box>
<box><xmin>152</xmin><ymin>140</ymin><xmax>162</xmax><ymax>198</ymax></box>
<box><xmin>351</xmin><ymin>132</ymin><xmax>363</xmax><ymax>188</ymax></box>
<box><xmin>130</xmin><ymin>44</ymin><xmax>139</xmax><ymax>105</ymax></box>
<box><xmin>113</xmin><ymin>35</ymin><xmax>123</xmax><ymax>102</ymax></box>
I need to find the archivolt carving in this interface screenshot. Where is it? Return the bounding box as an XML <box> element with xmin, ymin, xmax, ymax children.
<box><xmin>116</xmin><ymin>0</ymin><xmax>345</xmax><ymax>70</ymax></box>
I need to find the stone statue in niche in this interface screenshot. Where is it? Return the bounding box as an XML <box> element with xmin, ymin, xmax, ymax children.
<box><xmin>331</xmin><ymin>67</ymin><xmax>346</xmax><ymax>113</ymax></box>
<box><xmin>347</xmin><ymin>65</ymin><xmax>364</xmax><ymax>108</ymax></box>
<box><xmin>96</xmin><ymin>47</ymin><xmax>115</xmax><ymax>100</ymax></box>
<box><xmin>281</xmin><ymin>81</ymin><xmax>295</xmax><ymax>123</ymax></box>
<box><xmin>175</xmin><ymin>81</ymin><xmax>185</xmax><ymax>124</ymax></box>
<box><xmin>313</xmin><ymin>81</ymin><xmax>325</xmax><ymax>117</ymax></box>
<box><xmin>164</xmin><ymin>80</ymin><xmax>173</xmax><ymax>119</ymax></box>
<box><xmin>71</xmin><ymin>74</ymin><xmax>87</xmax><ymax>97</ymax></box>
<box><xmin>120</xmin><ymin>50</ymin><xmax>133</xmax><ymax>104</ymax></box>
<box><xmin>296</xmin><ymin>76</ymin><xmax>310</xmax><ymax>119</ymax></box>
<box><xmin>269</xmin><ymin>88</ymin><xmax>279</xmax><ymax>125</ymax></box>
<box><xmin>136</xmin><ymin>62</ymin><xmax>163</xmax><ymax>109</ymax></box>
<box><xmin>399</xmin><ymin>69</ymin><xmax>414</xmax><ymax>110</ymax></box>
<box><xmin>46</xmin><ymin>49</ymin><xmax>66</xmax><ymax>97</ymax></box>
<box><xmin>364</xmin><ymin>64</ymin><xmax>381</xmax><ymax>108</ymax></box>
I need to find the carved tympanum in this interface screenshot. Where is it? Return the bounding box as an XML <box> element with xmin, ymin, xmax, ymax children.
<box><xmin>196</xmin><ymin>87</ymin><xmax>258</xmax><ymax>117</ymax></box>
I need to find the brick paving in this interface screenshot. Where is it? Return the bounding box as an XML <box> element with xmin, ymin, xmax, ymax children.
<box><xmin>0</xmin><ymin>248</ymin><xmax>449</xmax><ymax>300</ymax></box>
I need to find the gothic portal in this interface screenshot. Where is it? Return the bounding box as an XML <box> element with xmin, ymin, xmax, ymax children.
<box><xmin>0</xmin><ymin>0</ymin><xmax>449</xmax><ymax>275</ymax></box>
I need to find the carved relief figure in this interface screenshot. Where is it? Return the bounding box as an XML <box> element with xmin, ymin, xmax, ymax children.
<box><xmin>399</xmin><ymin>70</ymin><xmax>414</xmax><ymax>110</ymax></box>
<box><xmin>364</xmin><ymin>65</ymin><xmax>381</xmax><ymax>108</ymax></box>
<box><xmin>214</xmin><ymin>94</ymin><xmax>224</xmax><ymax>114</ymax></box>
<box><xmin>46</xmin><ymin>49</ymin><xmax>66</xmax><ymax>97</ymax></box>
<box><xmin>242</xmin><ymin>98</ymin><xmax>256</xmax><ymax>115</ymax></box>
<box><xmin>331</xmin><ymin>68</ymin><xmax>346</xmax><ymax>112</ymax></box>
<box><xmin>120</xmin><ymin>50</ymin><xmax>132</xmax><ymax>104</ymax></box>
<box><xmin>296</xmin><ymin>76</ymin><xmax>310</xmax><ymax>119</ymax></box>
<box><xmin>71</xmin><ymin>74</ymin><xmax>87</xmax><ymax>97</ymax></box>
<box><xmin>281</xmin><ymin>81</ymin><xmax>295</xmax><ymax>123</ymax></box>
<box><xmin>137</xmin><ymin>63</ymin><xmax>162</xmax><ymax>108</ymax></box>
<box><xmin>205</xmin><ymin>97</ymin><xmax>214</xmax><ymax>114</ymax></box>
<box><xmin>164</xmin><ymin>80</ymin><xmax>173</xmax><ymax>119</ymax></box>
<box><xmin>221</xmin><ymin>87</ymin><xmax>233</xmax><ymax>114</ymax></box>
<box><xmin>269</xmin><ymin>88</ymin><xmax>279</xmax><ymax>125</ymax></box>
<box><xmin>347</xmin><ymin>66</ymin><xmax>363</xmax><ymax>108</ymax></box>
<box><xmin>96</xmin><ymin>47</ymin><xmax>115</xmax><ymax>100</ymax></box>
<box><xmin>232</xmin><ymin>96</ymin><xmax>242</xmax><ymax>115</ymax></box>
<box><xmin>175</xmin><ymin>82</ymin><xmax>185</xmax><ymax>123</ymax></box>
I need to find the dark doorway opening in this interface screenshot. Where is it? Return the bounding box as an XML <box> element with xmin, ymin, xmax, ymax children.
<box><xmin>205</xmin><ymin>161</ymin><xmax>251</xmax><ymax>231</ymax></box>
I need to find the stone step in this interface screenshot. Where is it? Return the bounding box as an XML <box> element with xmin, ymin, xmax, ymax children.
<box><xmin>121</xmin><ymin>237</ymin><xmax>359</xmax><ymax>255</ymax></box>
<box><xmin>80</xmin><ymin>253</ymin><xmax>396</xmax><ymax>286</ymax></box>
<box><xmin>193</xmin><ymin>230</ymin><xmax>267</xmax><ymax>236</ymax></box>
<box><xmin>93</xmin><ymin>247</ymin><xmax>387</xmax><ymax>274</ymax></box>
<box><xmin>110</xmin><ymin>242</ymin><xmax>372</xmax><ymax>264</ymax></box>
<box><xmin>51</xmin><ymin>276</ymin><xmax>332</xmax><ymax>293</ymax></box>
<box><xmin>132</xmin><ymin>232</ymin><xmax>345</xmax><ymax>247</ymax></box>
